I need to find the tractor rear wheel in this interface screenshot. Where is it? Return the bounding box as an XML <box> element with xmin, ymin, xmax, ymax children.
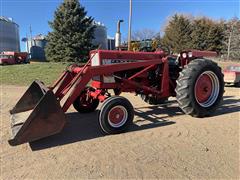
<box><xmin>176</xmin><ymin>59</ymin><xmax>224</xmax><ymax>117</ymax></box>
<box><xmin>99</xmin><ymin>96</ymin><xmax>134</xmax><ymax>134</ymax></box>
<box><xmin>73</xmin><ymin>87</ymin><xmax>99</xmax><ymax>113</ymax></box>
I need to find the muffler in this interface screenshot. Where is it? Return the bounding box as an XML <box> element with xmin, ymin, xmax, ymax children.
<box><xmin>8</xmin><ymin>80</ymin><xmax>66</xmax><ymax>146</ymax></box>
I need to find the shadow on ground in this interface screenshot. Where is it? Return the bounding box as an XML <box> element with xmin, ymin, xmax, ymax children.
<box><xmin>29</xmin><ymin>96</ymin><xmax>239</xmax><ymax>151</ymax></box>
<box><xmin>213</xmin><ymin>96</ymin><xmax>240</xmax><ymax>116</ymax></box>
<box><xmin>30</xmin><ymin>104</ymin><xmax>178</xmax><ymax>151</ymax></box>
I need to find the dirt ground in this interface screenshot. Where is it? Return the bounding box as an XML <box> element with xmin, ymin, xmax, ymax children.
<box><xmin>0</xmin><ymin>85</ymin><xmax>239</xmax><ymax>179</ymax></box>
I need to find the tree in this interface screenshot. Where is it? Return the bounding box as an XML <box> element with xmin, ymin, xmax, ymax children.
<box><xmin>45</xmin><ymin>0</ymin><xmax>95</xmax><ymax>62</ymax></box>
<box><xmin>191</xmin><ymin>17</ymin><xmax>224</xmax><ymax>53</ymax></box>
<box><xmin>222</xmin><ymin>17</ymin><xmax>240</xmax><ymax>60</ymax></box>
<box><xmin>132</xmin><ymin>29</ymin><xmax>157</xmax><ymax>41</ymax></box>
<box><xmin>161</xmin><ymin>14</ymin><xmax>192</xmax><ymax>53</ymax></box>
<box><xmin>206</xmin><ymin>20</ymin><xmax>225</xmax><ymax>53</ymax></box>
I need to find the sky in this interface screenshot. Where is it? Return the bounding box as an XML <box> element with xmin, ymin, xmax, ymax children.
<box><xmin>1</xmin><ymin>0</ymin><xmax>239</xmax><ymax>51</ymax></box>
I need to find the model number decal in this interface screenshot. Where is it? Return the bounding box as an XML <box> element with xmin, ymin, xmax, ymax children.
<box><xmin>102</xmin><ymin>59</ymin><xmax>144</xmax><ymax>65</ymax></box>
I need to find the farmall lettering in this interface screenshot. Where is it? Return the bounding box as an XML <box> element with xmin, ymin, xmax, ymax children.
<box><xmin>102</xmin><ymin>59</ymin><xmax>140</xmax><ymax>65</ymax></box>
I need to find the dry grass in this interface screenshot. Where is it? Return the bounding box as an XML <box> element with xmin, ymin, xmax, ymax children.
<box><xmin>0</xmin><ymin>59</ymin><xmax>239</xmax><ymax>86</ymax></box>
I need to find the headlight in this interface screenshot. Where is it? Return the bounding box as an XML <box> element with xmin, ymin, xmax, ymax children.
<box><xmin>188</xmin><ymin>52</ymin><xmax>193</xmax><ymax>58</ymax></box>
<box><xmin>182</xmin><ymin>53</ymin><xmax>187</xmax><ymax>59</ymax></box>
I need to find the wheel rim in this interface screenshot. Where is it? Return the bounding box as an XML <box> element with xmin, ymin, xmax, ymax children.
<box><xmin>194</xmin><ymin>71</ymin><xmax>220</xmax><ymax>107</ymax></box>
<box><xmin>108</xmin><ymin>106</ymin><xmax>128</xmax><ymax>128</ymax></box>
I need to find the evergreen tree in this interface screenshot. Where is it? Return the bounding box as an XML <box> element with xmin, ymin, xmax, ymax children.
<box><xmin>206</xmin><ymin>21</ymin><xmax>225</xmax><ymax>53</ymax></box>
<box><xmin>191</xmin><ymin>17</ymin><xmax>224</xmax><ymax>53</ymax></box>
<box><xmin>190</xmin><ymin>18</ymin><xmax>210</xmax><ymax>50</ymax></box>
<box><xmin>161</xmin><ymin>14</ymin><xmax>192</xmax><ymax>53</ymax></box>
<box><xmin>45</xmin><ymin>0</ymin><xmax>95</xmax><ymax>62</ymax></box>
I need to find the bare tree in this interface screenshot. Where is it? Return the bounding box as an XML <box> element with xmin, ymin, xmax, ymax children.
<box><xmin>132</xmin><ymin>29</ymin><xmax>158</xmax><ymax>41</ymax></box>
<box><xmin>223</xmin><ymin>17</ymin><xmax>240</xmax><ymax>61</ymax></box>
<box><xmin>227</xmin><ymin>23</ymin><xmax>234</xmax><ymax>61</ymax></box>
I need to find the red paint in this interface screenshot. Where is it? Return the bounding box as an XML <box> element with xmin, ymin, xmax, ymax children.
<box><xmin>190</xmin><ymin>50</ymin><xmax>217</xmax><ymax>57</ymax></box>
<box><xmin>0</xmin><ymin>51</ymin><xmax>28</xmax><ymax>65</ymax></box>
<box><xmin>49</xmin><ymin>49</ymin><xmax>207</xmax><ymax>113</ymax></box>
<box><xmin>223</xmin><ymin>65</ymin><xmax>240</xmax><ymax>83</ymax></box>
<box><xmin>108</xmin><ymin>107</ymin><xmax>125</xmax><ymax>125</ymax></box>
<box><xmin>195</xmin><ymin>74</ymin><xmax>213</xmax><ymax>103</ymax></box>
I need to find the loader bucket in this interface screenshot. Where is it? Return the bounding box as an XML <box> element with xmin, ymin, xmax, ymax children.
<box><xmin>8</xmin><ymin>80</ymin><xmax>66</xmax><ymax>146</ymax></box>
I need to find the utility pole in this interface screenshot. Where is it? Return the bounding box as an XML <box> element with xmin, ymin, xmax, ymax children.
<box><xmin>26</xmin><ymin>33</ymin><xmax>29</xmax><ymax>53</ymax></box>
<box><xmin>128</xmin><ymin>0</ymin><xmax>132</xmax><ymax>51</ymax></box>
<box><xmin>30</xmin><ymin>25</ymin><xmax>33</xmax><ymax>48</ymax></box>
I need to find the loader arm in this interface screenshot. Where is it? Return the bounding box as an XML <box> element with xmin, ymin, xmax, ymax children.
<box><xmin>57</xmin><ymin>58</ymin><xmax>166</xmax><ymax>112</ymax></box>
<box><xmin>8</xmin><ymin>50</ymin><xmax>168</xmax><ymax>146</ymax></box>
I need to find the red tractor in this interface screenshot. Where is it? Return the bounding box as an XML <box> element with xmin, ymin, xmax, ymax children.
<box><xmin>8</xmin><ymin>49</ymin><xmax>224</xmax><ymax>146</ymax></box>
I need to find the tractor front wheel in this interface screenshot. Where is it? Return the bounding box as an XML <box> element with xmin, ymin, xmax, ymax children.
<box><xmin>176</xmin><ymin>59</ymin><xmax>224</xmax><ymax>117</ymax></box>
<box><xmin>73</xmin><ymin>87</ymin><xmax>99</xmax><ymax>113</ymax></box>
<box><xmin>99</xmin><ymin>96</ymin><xmax>134</xmax><ymax>134</ymax></box>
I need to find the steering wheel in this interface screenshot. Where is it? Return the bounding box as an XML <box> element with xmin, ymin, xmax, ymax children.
<box><xmin>156</xmin><ymin>45</ymin><xmax>171</xmax><ymax>55</ymax></box>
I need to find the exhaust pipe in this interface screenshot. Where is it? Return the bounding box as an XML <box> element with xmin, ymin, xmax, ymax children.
<box><xmin>115</xmin><ymin>20</ymin><xmax>124</xmax><ymax>49</ymax></box>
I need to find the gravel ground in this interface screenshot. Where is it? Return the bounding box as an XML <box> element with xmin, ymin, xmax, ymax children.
<box><xmin>0</xmin><ymin>85</ymin><xmax>239</xmax><ymax>179</ymax></box>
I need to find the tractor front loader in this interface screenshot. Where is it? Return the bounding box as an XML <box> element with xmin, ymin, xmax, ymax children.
<box><xmin>8</xmin><ymin>50</ymin><xmax>224</xmax><ymax>146</ymax></box>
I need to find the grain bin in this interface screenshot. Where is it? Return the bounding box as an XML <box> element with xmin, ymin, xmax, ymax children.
<box><xmin>92</xmin><ymin>21</ymin><xmax>108</xmax><ymax>50</ymax></box>
<box><xmin>27</xmin><ymin>34</ymin><xmax>47</xmax><ymax>61</ymax></box>
<box><xmin>107</xmin><ymin>38</ymin><xmax>115</xmax><ymax>50</ymax></box>
<box><xmin>0</xmin><ymin>17</ymin><xmax>20</xmax><ymax>52</ymax></box>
